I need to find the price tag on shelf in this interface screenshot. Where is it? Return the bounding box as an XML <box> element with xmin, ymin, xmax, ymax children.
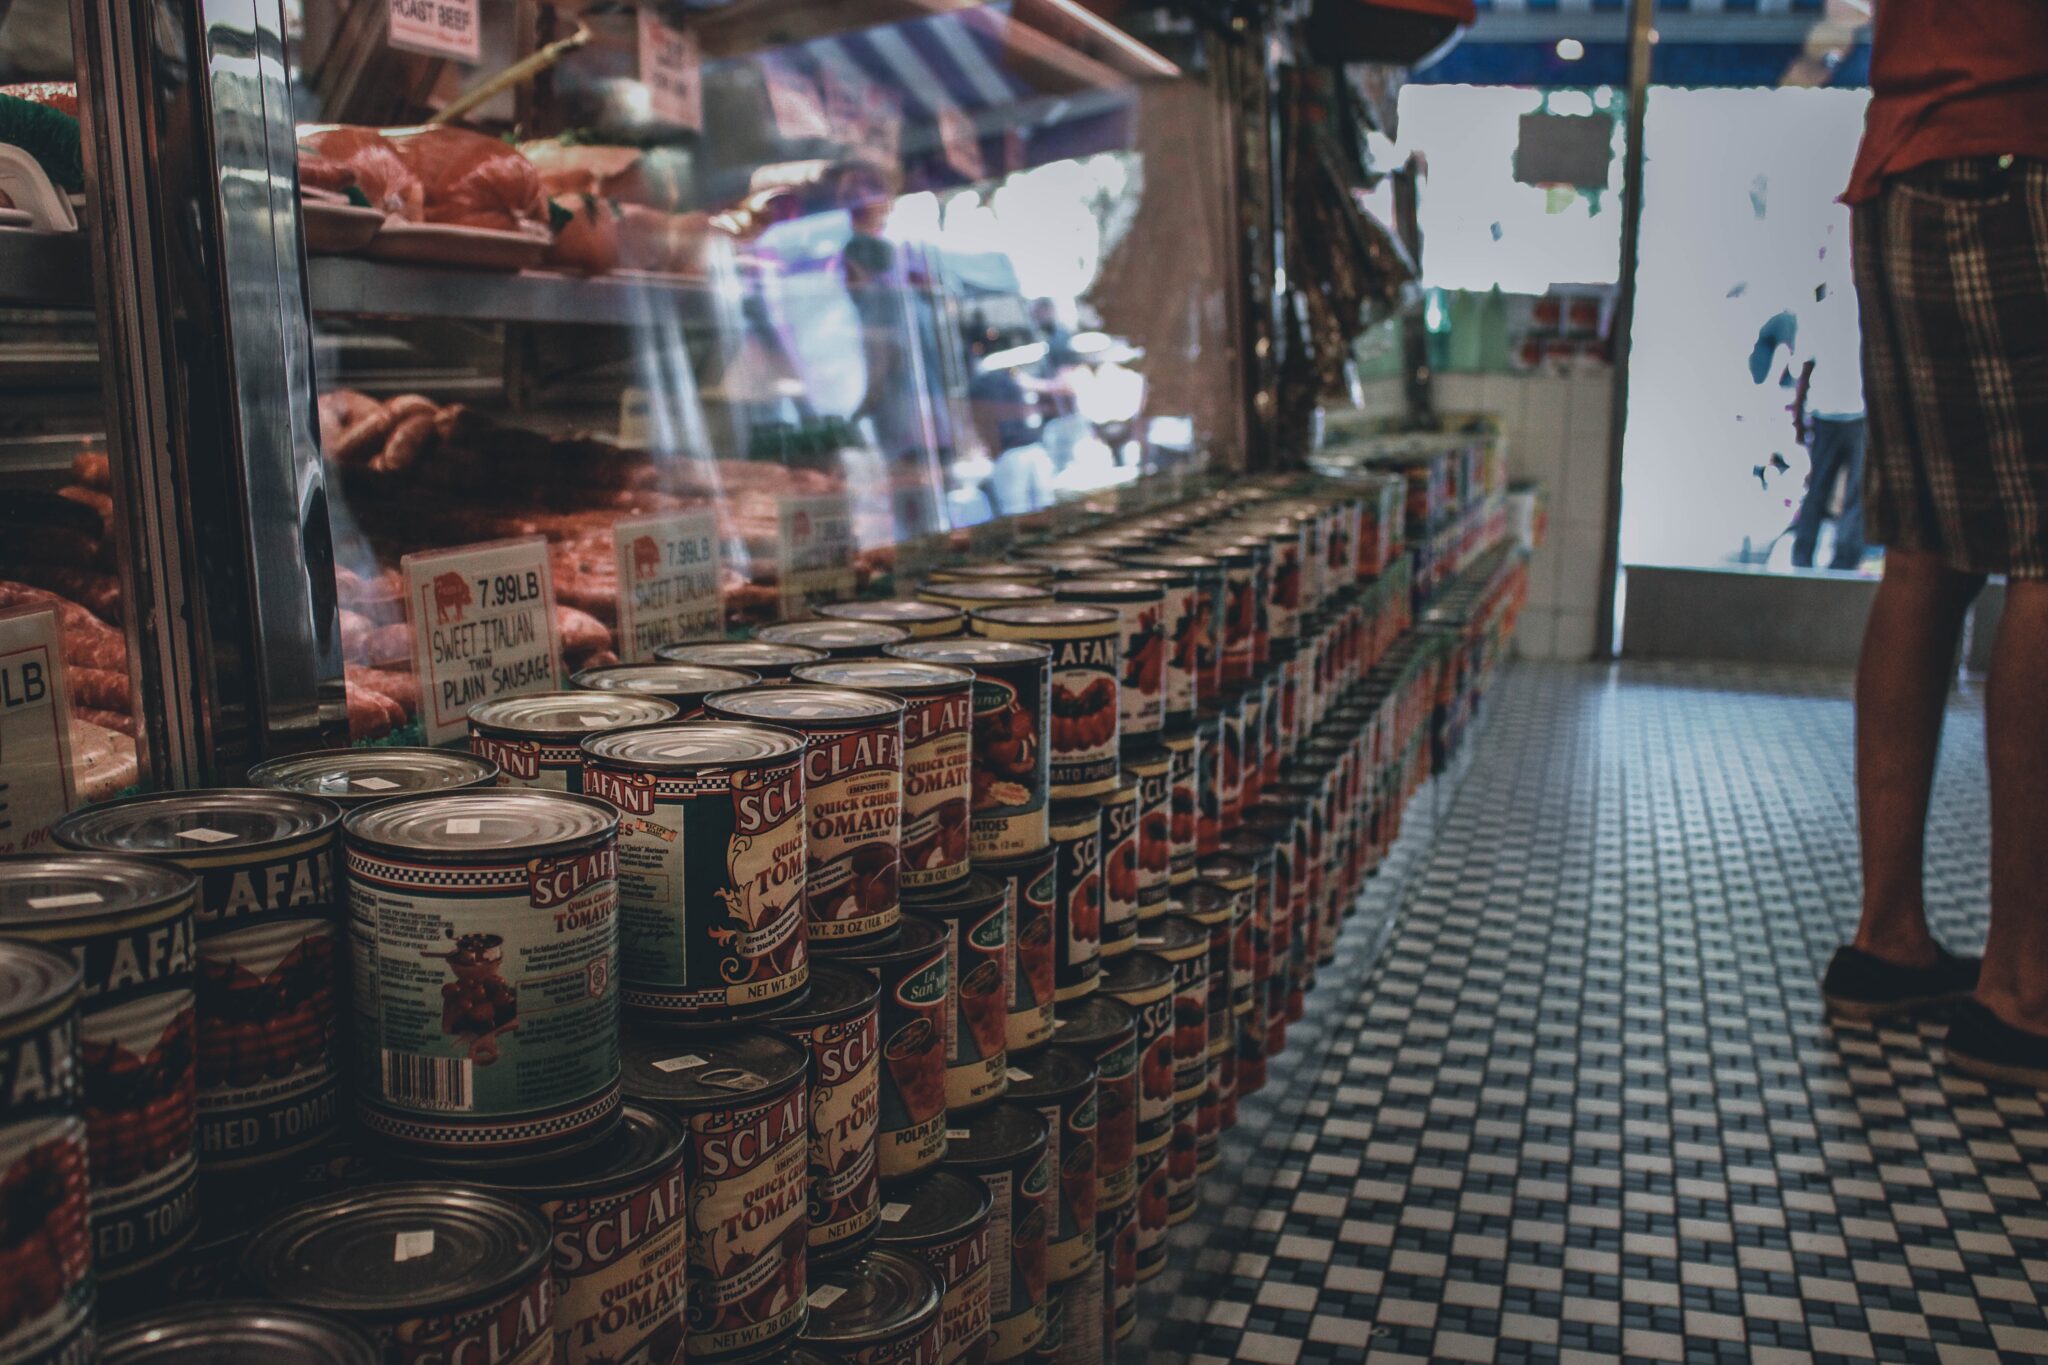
<box><xmin>386</xmin><ymin>0</ymin><xmax>480</xmax><ymax>62</ymax></box>
<box><xmin>403</xmin><ymin>537</ymin><xmax>561</xmax><ymax>745</ymax></box>
<box><xmin>0</xmin><ymin>606</ymin><xmax>76</xmax><ymax>855</ymax></box>
<box><xmin>776</xmin><ymin>495</ymin><xmax>858</xmax><ymax>622</ymax></box>
<box><xmin>614</xmin><ymin>511</ymin><xmax>724</xmax><ymax>662</ymax></box>
<box><xmin>638</xmin><ymin>9</ymin><xmax>703</xmax><ymax>131</ymax></box>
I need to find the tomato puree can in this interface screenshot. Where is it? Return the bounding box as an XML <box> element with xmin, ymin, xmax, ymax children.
<box><xmin>816</xmin><ymin>599</ymin><xmax>965</xmax><ymax>640</ymax></box>
<box><xmin>1161</xmin><ymin>726</ymin><xmax>1199</xmax><ymax>885</ymax></box>
<box><xmin>823</xmin><ymin>920</ymin><xmax>949</xmax><ymax>1178</ymax></box>
<box><xmin>1050</xmin><ymin>580</ymin><xmax>1164</xmax><ymax>741</ymax></box>
<box><xmin>579</xmin><ymin>721</ymin><xmax>809</xmax><ymax>1025</ymax></box>
<box><xmin>1194</xmin><ymin>540</ymin><xmax>1260</xmax><ymax>688</ymax></box>
<box><xmin>1096</xmin><ymin>779</ymin><xmax>1138</xmax><ymax>962</ymax></box>
<box><xmin>940</xmin><ymin>1103</ymin><xmax>1051</xmax><ymax>1363</ymax></box>
<box><xmin>1096</xmin><ymin>954</ymin><xmax>1172</xmax><ymax>1159</ymax></box>
<box><xmin>1004</xmin><ymin>1048</ymin><xmax>1097</xmax><ymax>1286</ymax></box>
<box><xmin>1182</xmin><ymin>881</ymin><xmax>1236</xmax><ymax>1057</ymax></box>
<box><xmin>54</xmin><ymin>790</ymin><xmax>345</xmax><ymax>1172</ymax></box>
<box><xmin>621</xmin><ymin>1028</ymin><xmax>810</xmax><ymax>1363</ymax></box>
<box><xmin>969</xmin><ymin>606</ymin><xmax>1119</xmax><ymax>800</ymax></box>
<box><xmin>571</xmin><ymin>662</ymin><xmax>761</xmax><ymax>717</ymax></box>
<box><xmin>705</xmin><ymin>685</ymin><xmax>905</xmax><ymax>947</ymax></box>
<box><xmin>757</xmin><ymin>620</ymin><xmax>912</xmax><ymax>659</ymax></box>
<box><xmin>794</xmin><ymin>660</ymin><xmax>975</xmax><ymax>891</ymax></box>
<box><xmin>98</xmin><ymin>1304</ymin><xmax>378</xmax><ymax>1363</ymax></box>
<box><xmin>1139</xmin><ymin>916</ymin><xmax>1209</xmax><ymax>1108</ymax></box>
<box><xmin>241</xmin><ymin>1184</ymin><xmax>555</xmax><ymax>1364</ymax></box>
<box><xmin>1049</xmin><ymin>996</ymin><xmax>1134</xmax><ymax>1214</ymax></box>
<box><xmin>1111</xmin><ymin>566</ymin><xmax>1198</xmax><ymax>725</ymax></box>
<box><xmin>1120</xmin><ymin>552</ymin><xmax>1224</xmax><ymax>707</ymax></box>
<box><xmin>248</xmin><ymin>747</ymin><xmax>499</xmax><ymax>808</ymax></box>
<box><xmin>0</xmin><ymin>940</ymin><xmax>92</xmax><ymax>1365</ymax></box>
<box><xmin>0</xmin><ymin>856</ymin><xmax>199</xmax><ymax>1283</ymax></box>
<box><xmin>654</xmin><ymin>640</ymin><xmax>828</xmax><ymax>682</ymax></box>
<box><xmin>902</xmin><ymin>877</ymin><xmax>1007</xmax><ymax>1111</ymax></box>
<box><xmin>773</xmin><ymin>962</ymin><xmax>883</xmax><ymax>1266</ymax></box>
<box><xmin>1094</xmin><ymin>1199</ymin><xmax>1135</xmax><ymax>1347</ymax></box>
<box><xmin>343</xmin><ymin>791</ymin><xmax>622</xmax><ymax>1164</ymax></box>
<box><xmin>979</xmin><ymin>848</ymin><xmax>1055</xmax><ymax>1056</ymax></box>
<box><xmin>1047</xmin><ymin>802</ymin><xmax>1101</xmax><ymax>1002</ymax></box>
<box><xmin>887</xmin><ymin>640</ymin><xmax>1051</xmax><ymax>861</ymax></box>
<box><xmin>1131</xmin><ymin>1146</ymin><xmax>1168</xmax><ymax>1282</ymax></box>
<box><xmin>455</xmin><ymin>1103</ymin><xmax>689</xmax><ymax>1365</ymax></box>
<box><xmin>800</xmin><ymin>1248</ymin><xmax>943</xmax><ymax>1364</ymax></box>
<box><xmin>1121</xmin><ymin>743</ymin><xmax>1169</xmax><ymax>920</ymax></box>
<box><xmin>874</xmin><ymin>1170</ymin><xmax>993</xmax><ymax>1365</ymax></box>
<box><xmin>468</xmin><ymin>692</ymin><xmax>679</xmax><ymax>790</ymax></box>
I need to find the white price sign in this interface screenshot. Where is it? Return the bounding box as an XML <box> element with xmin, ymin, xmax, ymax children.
<box><xmin>386</xmin><ymin>0</ymin><xmax>480</xmax><ymax>62</ymax></box>
<box><xmin>777</xmin><ymin>495</ymin><xmax>858</xmax><ymax>622</ymax></box>
<box><xmin>638</xmin><ymin>10</ymin><xmax>703</xmax><ymax>130</ymax></box>
<box><xmin>403</xmin><ymin>537</ymin><xmax>561</xmax><ymax>744</ymax></box>
<box><xmin>0</xmin><ymin>607</ymin><xmax>77</xmax><ymax>855</ymax></box>
<box><xmin>614</xmin><ymin>511</ymin><xmax>724</xmax><ymax>662</ymax></box>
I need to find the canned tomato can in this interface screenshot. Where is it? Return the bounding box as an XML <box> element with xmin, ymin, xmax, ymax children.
<box><xmin>801</xmin><ymin>1248</ymin><xmax>943</xmax><ymax>1364</ymax></box>
<box><xmin>915</xmin><ymin>581</ymin><xmax>1055</xmax><ymax>617</ymax></box>
<box><xmin>1094</xmin><ymin>1200</ymin><xmax>1135</xmax><ymax>1347</ymax></box>
<box><xmin>621</xmin><ymin>1028</ymin><xmax>810</xmax><ymax>1363</ymax></box>
<box><xmin>99</xmin><ymin>1303</ymin><xmax>378</xmax><ymax>1364</ymax></box>
<box><xmin>571</xmin><ymin>662</ymin><xmax>762</xmax><ymax>718</ymax></box>
<box><xmin>1134</xmin><ymin>917</ymin><xmax>1206</xmax><ymax>1109</ymax></box>
<box><xmin>1005</xmin><ymin>555</ymin><xmax>1120</xmax><ymax>581</ymax></box>
<box><xmin>1197</xmin><ymin>857</ymin><xmax>1257</xmax><ymax>1019</ymax></box>
<box><xmin>817</xmin><ymin>599</ymin><xmax>966</xmax><ymax>639</ymax></box>
<box><xmin>774</xmin><ymin>963</ymin><xmax>883</xmax><ymax>1266</ymax></box>
<box><xmin>1031</xmin><ymin>1276</ymin><xmax>1065</xmax><ymax>1365</ymax></box>
<box><xmin>0</xmin><ymin>940</ymin><xmax>91</xmax><ymax>1365</ymax></box>
<box><xmin>1131</xmin><ymin>1145</ymin><xmax>1168</xmax><ymax>1282</ymax></box>
<box><xmin>654</xmin><ymin>639</ymin><xmax>830</xmax><ymax>682</ymax></box>
<box><xmin>1216</xmin><ymin>693</ymin><xmax>1246</xmax><ymax>833</ymax></box>
<box><xmin>1096</xmin><ymin>954</ymin><xmax>1171</xmax><ymax>1158</ymax></box>
<box><xmin>758</xmin><ymin>620</ymin><xmax>912</xmax><ymax>660</ymax></box>
<box><xmin>241</xmin><ymin>1184</ymin><xmax>555</xmax><ymax>1364</ymax></box>
<box><xmin>825</xmin><ymin>920</ymin><xmax>949</xmax><ymax>1178</ymax></box>
<box><xmin>1096</xmin><ymin>780</ymin><xmax>1138</xmax><ymax>964</ymax></box>
<box><xmin>343</xmin><ymin>791</ymin><xmax>622</xmax><ymax>1164</ymax></box>
<box><xmin>1197</xmin><ymin>1038</ymin><xmax>1231</xmax><ymax>1177</ymax></box>
<box><xmin>940</xmin><ymin>1102</ymin><xmax>1051</xmax><ymax>1363</ymax></box>
<box><xmin>969</xmin><ymin>606</ymin><xmax>1119</xmax><ymax>801</ymax></box>
<box><xmin>874</xmin><ymin>1170</ymin><xmax>993</xmax><ymax>1365</ymax></box>
<box><xmin>1120</xmin><ymin>552</ymin><xmax>1224</xmax><ymax>708</ymax></box>
<box><xmin>1240</xmin><ymin>678</ymin><xmax>1267</xmax><ymax>810</ymax></box>
<box><xmin>54</xmin><ymin>791</ymin><xmax>345</xmax><ymax>1171</ymax></box>
<box><xmin>1161</xmin><ymin>727</ymin><xmax>1198</xmax><ymax>885</ymax></box>
<box><xmin>1112</xmin><ymin>566</ymin><xmax>1198</xmax><ymax>725</ymax></box>
<box><xmin>929</xmin><ymin>563</ymin><xmax>1053</xmax><ymax>588</ymax></box>
<box><xmin>1004</xmin><ymin>1048</ymin><xmax>1097</xmax><ymax>1286</ymax></box>
<box><xmin>0</xmin><ymin>856</ymin><xmax>199</xmax><ymax>1284</ymax></box>
<box><xmin>1049</xmin><ymin>996</ymin><xmax>1133</xmax><ymax>1214</ymax></box>
<box><xmin>1259</xmin><ymin>521</ymin><xmax>1307</xmax><ymax>646</ymax></box>
<box><xmin>1195</xmin><ymin>541</ymin><xmax>1260</xmax><ymax>688</ymax></box>
<box><xmin>580</xmin><ymin>721</ymin><xmax>809</xmax><ymax>1026</ymax></box>
<box><xmin>454</xmin><ymin>1103</ymin><xmax>690</xmax><ymax>1365</ymax></box>
<box><xmin>1047</xmin><ymin>802</ymin><xmax>1101</xmax><ymax>1003</ymax></box>
<box><xmin>979</xmin><ymin>848</ymin><xmax>1055</xmax><ymax>1057</ymax></box>
<box><xmin>1193</xmin><ymin>708</ymin><xmax>1224</xmax><ymax>859</ymax></box>
<box><xmin>1050</xmin><ymin>580</ymin><xmax>1164</xmax><ymax>741</ymax></box>
<box><xmin>1122</xmin><ymin>743</ymin><xmax>1169</xmax><ymax>920</ymax></box>
<box><xmin>1046</xmin><ymin>1257</ymin><xmax>1102</xmax><ymax>1365</ymax></box>
<box><xmin>468</xmin><ymin>692</ymin><xmax>680</xmax><ymax>790</ymax></box>
<box><xmin>247</xmin><ymin>748</ymin><xmax>499</xmax><ymax>808</ymax></box>
<box><xmin>705</xmin><ymin>686</ymin><xmax>905</xmax><ymax>948</ymax></box>
<box><xmin>887</xmin><ymin>640</ymin><xmax>1052</xmax><ymax>862</ymax></box>
<box><xmin>793</xmin><ymin>661</ymin><xmax>975</xmax><ymax>892</ymax></box>
<box><xmin>902</xmin><ymin>878</ymin><xmax>1007</xmax><ymax>1112</ymax></box>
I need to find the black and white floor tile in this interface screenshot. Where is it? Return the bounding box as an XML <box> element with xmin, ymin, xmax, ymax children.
<box><xmin>1145</xmin><ymin>661</ymin><xmax>2048</xmax><ymax>1365</ymax></box>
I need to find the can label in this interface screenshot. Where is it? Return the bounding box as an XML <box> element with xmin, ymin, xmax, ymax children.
<box><xmin>587</xmin><ymin>756</ymin><xmax>808</xmax><ymax>1019</ymax></box>
<box><xmin>968</xmin><ymin>660</ymin><xmax>1051</xmax><ymax>859</ymax></box>
<box><xmin>1090</xmin><ymin>1030</ymin><xmax>1136</xmax><ymax>1210</ymax></box>
<box><xmin>1132</xmin><ymin>1147</ymin><xmax>1168</xmax><ymax>1280</ymax></box>
<box><xmin>1218</xmin><ymin>702</ymin><xmax>1244</xmax><ymax>833</ymax></box>
<box><xmin>1110</xmin><ymin>601</ymin><xmax>1165</xmax><ymax>739</ymax></box>
<box><xmin>1044</xmin><ymin>635</ymin><xmax>1119</xmax><ymax>797</ymax></box>
<box><xmin>1098</xmin><ymin>1200</ymin><xmax>1135</xmax><ymax>1343</ymax></box>
<box><xmin>191</xmin><ymin>836</ymin><xmax>342</xmax><ymax>1166</ymax></box>
<box><xmin>349</xmin><ymin>842</ymin><xmax>622</xmax><ymax>1154</ymax></box>
<box><xmin>1052</xmin><ymin>816</ymin><xmax>1101</xmax><ymax>1001</ymax></box>
<box><xmin>800</xmin><ymin>1003</ymin><xmax>881</xmax><ymax>1257</ymax></box>
<box><xmin>1225</xmin><ymin>887</ymin><xmax>1255</xmax><ymax>1016</ymax></box>
<box><xmin>1154</xmin><ymin>583</ymin><xmax>1197</xmax><ymax>721</ymax></box>
<box><xmin>381</xmin><ymin>1263</ymin><xmax>555</xmax><ymax>1365</ymax></box>
<box><xmin>1203</xmin><ymin>921</ymin><xmax>1232</xmax><ymax>1051</ymax></box>
<box><xmin>1168</xmin><ymin>956</ymin><xmax>1208</xmax><ymax>1105</ymax></box>
<box><xmin>0</xmin><ymin>1113</ymin><xmax>92</xmax><ymax>1361</ymax></box>
<box><xmin>1267</xmin><ymin>533</ymin><xmax>1303</xmax><ymax>643</ymax></box>
<box><xmin>1240</xmin><ymin>687</ymin><xmax>1264</xmax><ymax>810</ymax></box>
<box><xmin>803</xmin><ymin>722</ymin><xmax>904</xmax><ymax>943</ymax></box>
<box><xmin>1001</xmin><ymin>858</ymin><xmax>1056</xmax><ymax>1054</ymax></box>
<box><xmin>988</xmin><ymin>1151</ymin><xmax>1052</xmax><ymax>1358</ymax></box>
<box><xmin>1051</xmin><ymin>1257</ymin><xmax>1102</xmax><ymax>1365</ymax></box>
<box><xmin>938</xmin><ymin>903</ymin><xmax>1008</xmax><ymax>1109</ymax></box>
<box><xmin>1132</xmin><ymin>765</ymin><xmax>1168</xmax><ymax>916</ymax></box>
<box><xmin>542</xmin><ymin>1148</ymin><xmax>689</xmax><ymax>1364</ymax></box>
<box><xmin>1220</xmin><ymin>565</ymin><xmax>1257</xmax><ymax>687</ymax></box>
<box><xmin>1165</xmin><ymin>737</ymin><xmax>1197</xmax><ymax>881</ymax></box>
<box><xmin>1122</xmin><ymin>994</ymin><xmax>1172</xmax><ymax>1155</ymax></box>
<box><xmin>1196</xmin><ymin>1046</ymin><xmax>1229</xmax><ymax>1174</ymax></box>
<box><xmin>893</xmin><ymin>1217</ymin><xmax>989</xmax><ymax>1365</ymax></box>
<box><xmin>1043</xmin><ymin>1087</ymin><xmax>1098</xmax><ymax>1284</ymax></box>
<box><xmin>1166</xmin><ymin>1100</ymin><xmax>1196</xmax><ymax>1221</ymax></box>
<box><xmin>1188</xmin><ymin>572</ymin><xmax>1224</xmax><ymax>707</ymax></box>
<box><xmin>901</xmin><ymin>689</ymin><xmax>974</xmax><ymax>889</ymax></box>
<box><xmin>687</xmin><ymin>1083</ymin><xmax>808</xmax><ymax>1361</ymax></box>
<box><xmin>1195</xmin><ymin>720</ymin><xmax>1222</xmax><ymax>859</ymax></box>
<box><xmin>873</xmin><ymin>950</ymin><xmax>949</xmax><ymax>1177</ymax></box>
<box><xmin>469</xmin><ymin>732</ymin><xmax>579</xmax><ymax>791</ymax></box>
<box><xmin>1099</xmin><ymin>797</ymin><xmax>1138</xmax><ymax>959</ymax></box>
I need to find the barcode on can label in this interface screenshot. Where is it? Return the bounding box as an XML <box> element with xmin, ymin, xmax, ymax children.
<box><xmin>381</xmin><ymin>1049</ymin><xmax>474</xmax><ymax>1111</ymax></box>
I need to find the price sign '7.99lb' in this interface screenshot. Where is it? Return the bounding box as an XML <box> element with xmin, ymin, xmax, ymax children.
<box><xmin>614</xmin><ymin>510</ymin><xmax>724</xmax><ymax>663</ymax></box>
<box><xmin>405</xmin><ymin>537</ymin><xmax>562</xmax><ymax>745</ymax></box>
<box><xmin>0</xmin><ymin>606</ymin><xmax>76</xmax><ymax>854</ymax></box>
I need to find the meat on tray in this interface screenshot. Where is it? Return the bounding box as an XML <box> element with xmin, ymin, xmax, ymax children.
<box><xmin>297</xmin><ymin>126</ymin><xmax>423</xmax><ymax>221</ymax></box>
<box><xmin>386</xmin><ymin>126</ymin><xmax>547</xmax><ymax>235</ymax></box>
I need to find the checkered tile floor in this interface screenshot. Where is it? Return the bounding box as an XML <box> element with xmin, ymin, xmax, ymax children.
<box><xmin>1145</xmin><ymin>661</ymin><xmax>2048</xmax><ymax>1365</ymax></box>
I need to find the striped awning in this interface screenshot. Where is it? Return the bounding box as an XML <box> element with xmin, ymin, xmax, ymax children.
<box><xmin>1416</xmin><ymin>0</ymin><xmax>1868</xmax><ymax>85</ymax></box>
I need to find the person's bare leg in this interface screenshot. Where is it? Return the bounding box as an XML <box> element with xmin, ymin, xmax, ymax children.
<box><xmin>1853</xmin><ymin>549</ymin><xmax>1984</xmax><ymax>968</ymax></box>
<box><xmin>1980</xmin><ymin>579</ymin><xmax>2048</xmax><ymax>1031</ymax></box>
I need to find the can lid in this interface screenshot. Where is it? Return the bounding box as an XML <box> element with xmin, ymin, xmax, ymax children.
<box><xmin>824</xmin><ymin>914</ymin><xmax>945</xmax><ymax>967</ymax></box>
<box><xmin>468</xmin><ymin>690</ymin><xmax>679</xmax><ymax>737</ymax></box>
<box><xmin>771</xmin><ymin>960</ymin><xmax>880</xmax><ymax>1028</ymax></box>
<box><xmin>99</xmin><ymin>1302</ymin><xmax>381</xmax><ymax>1365</ymax></box>
<box><xmin>581</xmin><ymin>720</ymin><xmax>805</xmax><ymax>771</ymax></box>
<box><xmin>801</xmin><ymin>1249</ymin><xmax>942</xmax><ymax>1348</ymax></box>
<box><xmin>1005</xmin><ymin>1044</ymin><xmax>1095</xmax><ymax>1100</ymax></box>
<box><xmin>1120</xmin><ymin>553</ymin><xmax>1219</xmax><ymax>575</ymax></box>
<box><xmin>1116</xmin><ymin>564</ymin><xmax>1195</xmax><ymax>589</ymax></box>
<box><xmin>246</xmin><ymin>748</ymin><xmax>499</xmax><ymax>807</ymax></box>
<box><xmin>1219</xmin><ymin>832</ymin><xmax>1275</xmax><ymax>864</ymax></box>
<box><xmin>917</xmin><ymin>580</ymin><xmax>1054</xmax><ymax>605</ymax></box>
<box><xmin>816</xmin><ymin>600</ymin><xmax>962</xmax><ymax>627</ymax></box>
<box><xmin>941</xmin><ymin>1100</ymin><xmax>1048</xmax><ymax>1171</ymax></box>
<box><xmin>789</xmin><ymin>660</ymin><xmax>975</xmax><ymax>696</ymax></box>
<box><xmin>1098</xmin><ymin>950</ymin><xmax>1173</xmax><ymax>998</ymax></box>
<box><xmin>1120</xmin><ymin>737</ymin><xmax>1168</xmax><ymax>769</ymax></box>
<box><xmin>872</xmin><ymin>1169</ymin><xmax>992</xmax><ymax>1246</ymax></box>
<box><xmin>1136</xmin><ymin>914</ymin><xmax>1207</xmax><ymax>958</ymax></box>
<box><xmin>885</xmin><ymin>638</ymin><xmax>1050</xmax><ymax>668</ymax></box>
<box><xmin>570</xmin><ymin>663</ymin><xmax>761</xmax><ymax>702</ymax></box>
<box><xmin>974</xmin><ymin>844</ymin><xmax>1057</xmax><ymax>876</ymax></box>
<box><xmin>620</xmin><ymin>1026</ymin><xmax>807</xmax><ymax>1110</ymax></box>
<box><xmin>54</xmin><ymin>788</ymin><xmax>339</xmax><ymax>857</ymax></box>
<box><xmin>1182</xmin><ymin>881</ymin><xmax>1232</xmax><ymax>923</ymax></box>
<box><xmin>969</xmin><ymin>604</ymin><xmax>1120</xmax><ymax>631</ymax></box>
<box><xmin>1102</xmin><ymin>774</ymin><xmax>1139</xmax><ymax>806</ymax></box>
<box><xmin>653</xmin><ymin>641</ymin><xmax>829</xmax><ymax>672</ymax></box>
<box><xmin>0</xmin><ymin>853</ymin><xmax>195</xmax><ymax>933</ymax></box>
<box><xmin>705</xmin><ymin>684</ymin><xmax>905</xmax><ymax>724</ymax></box>
<box><xmin>1196</xmin><ymin>856</ymin><xmax>1253</xmax><ymax>885</ymax></box>
<box><xmin>0</xmin><ymin>937</ymin><xmax>79</xmax><ymax>1024</ymax></box>
<box><xmin>343</xmin><ymin>790</ymin><xmax>617</xmax><ymax>858</ymax></box>
<box><xmin>1006</xmin><ymin>556</ymin><xmax>1122</xmax><ymax>579</ymax></box>
<box><xmin>933</xmin><ymin>562</ymin><xmax>1049</xmax><ymax>583</ymax></box>
<box><xmin>756</xmin><ymin>620</ymin><xmax>912</xmax><ymax>652</ymax></box>
<box><xmin>901</xmin><ymin>872</ymin><xmax>1005</xmax><ymax>918</ymax></box>
<box><xmin>1052</xmin><ymin>993</ymin><xmax>1135</xmax><ymax>1051</ymax></box>
<box><xmin>242</xmin><ymin>1185</ymin><xmax>552</xmax><ymax>1321</ymax></box>
<box><xmin>1049</xmin><ymin>799</ymin><xmax>1103</xmax><ymax>833</ymax></box>
<box><xmin>1053</xmin><ymin>577</ymin><xmax>1164</xmax><ymax>602</ymax></box>
<box><xmin>411</xmin><ymin>1103</ymin><xmax>682</xmax><ymax>1200</ymax></box>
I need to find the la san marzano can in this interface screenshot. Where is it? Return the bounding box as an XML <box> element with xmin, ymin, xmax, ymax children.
<box><xmin>904</xmin><ymin>877</ymin><xmax>1009</xmax><ymax>1111</ymax></box>
<box><xmin>824</xmin><ymin>919</ymin><xmax>950</xmax><ymax>1179</ymax></box>
<box><xmin>941</xmin><ymin>1102</ymin><xmax>1051</xmax><ymax>1363</ymax></box>
<box><xmin>1004</xmin><ymin>1047</ymin><xmax>1097</xmax><ymax>1287</ymax></box>
<box><xmin>799</xmin><ymin>1248</ymin><xmax>943</xmax><ymax>1364</ymax></box>
<box><xmin>774</xmin><ymin>963</ymin><xmax>884</xmax><ymax>1266</ymax></box>
<box><xmin>980</xmin><ymin>848</ymin><xmax>1056</xmax><ymax>1056</ymax></box>
<box><xmin>1051</xmin><ymin>995</ymin><xmax>1135</xmax><ymax>1213</ymax></box>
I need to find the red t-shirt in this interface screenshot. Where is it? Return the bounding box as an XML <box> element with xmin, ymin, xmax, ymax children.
<box><xmin>1844</xmin><ymin>0</ymin><xmax>2048</xmax><ymax>203</ymax></box>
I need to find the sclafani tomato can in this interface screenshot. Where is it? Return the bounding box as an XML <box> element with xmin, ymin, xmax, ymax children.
<box><xmin>570</xmin><ymin>662</ymin><xmax>762</xmax><ymax>717</ymax></box>
<box><xmin>1047</xmin><ymin>802</ymin><xmax>1101</xmax><ymax>1002</ymax></box>
<box><xmin>887</xmin><ymin>640</ymin><xmax>1051</xmax><ymax>862</ymax></box>
<box><xmin>1097</xmin><ymin>953</ymin><xmax>1172</xmax><ymax>1159</ymax></box>
<box><xmin>468</xmin><ymin>691</ymin><xmax>679</xmax><ymax>790</ymax></box>
<box><xmin>969</xmin><ymin>606</ymin><xmax>1119</xmax><ymax>800</ymax></box>
<box><xmin>1161</xmin><ymin>727</ymin><xmax>1198</xmax><ymax>884</ymax></box>
<box><xmin>774</xmin><ymin>963</ymin><xmax>883</xmax><ymax>1266</ymax></box>
<box><xmin>903</xmin><ymin>878</ymin><xmax>1007</xmax><ymax>1111</ymax></box>
<box><xmin>1097</xmin><ymin>779</ymin><xmax>1138</xmax><ymax>962</ymax></box>
<box><xmin>824</xmin><ymin>918</ymin><xmax>950</xmax><ymax>1179</ymax></box>
<box><xmin>1051</xmin><ymin>580</ymin><xmax>1164</xmax><ymax>741</ymax></box>
<box><xmin>941</xmin><ymin>1102</ymin><xmax>1051</xmax><ymax>1363</ymax></box>
<box><xmin>874</xmin><ymin>1170</ymin><xmax>993</xmax><ymax>1365</ymax></box>
<box><xmin>1121</xmin><ymin>744</ymin><xmax>1169</xmax><ymax>920</ymax></box>
<box><xmin>799</xmin><ymin>1247</ymin><xmax>943</xmax><ymax>1364</ymax></box>
<box><xmin>980</xmin><ymin>849</ymin><xmax>1055</xmax><ymax>1056</ymax></box>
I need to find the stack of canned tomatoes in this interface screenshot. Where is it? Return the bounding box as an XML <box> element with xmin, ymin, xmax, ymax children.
<box><xmin>0</xmin><ymin>471</ymin><xmax>1485</xmax><ymax>1365</ymax></box>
